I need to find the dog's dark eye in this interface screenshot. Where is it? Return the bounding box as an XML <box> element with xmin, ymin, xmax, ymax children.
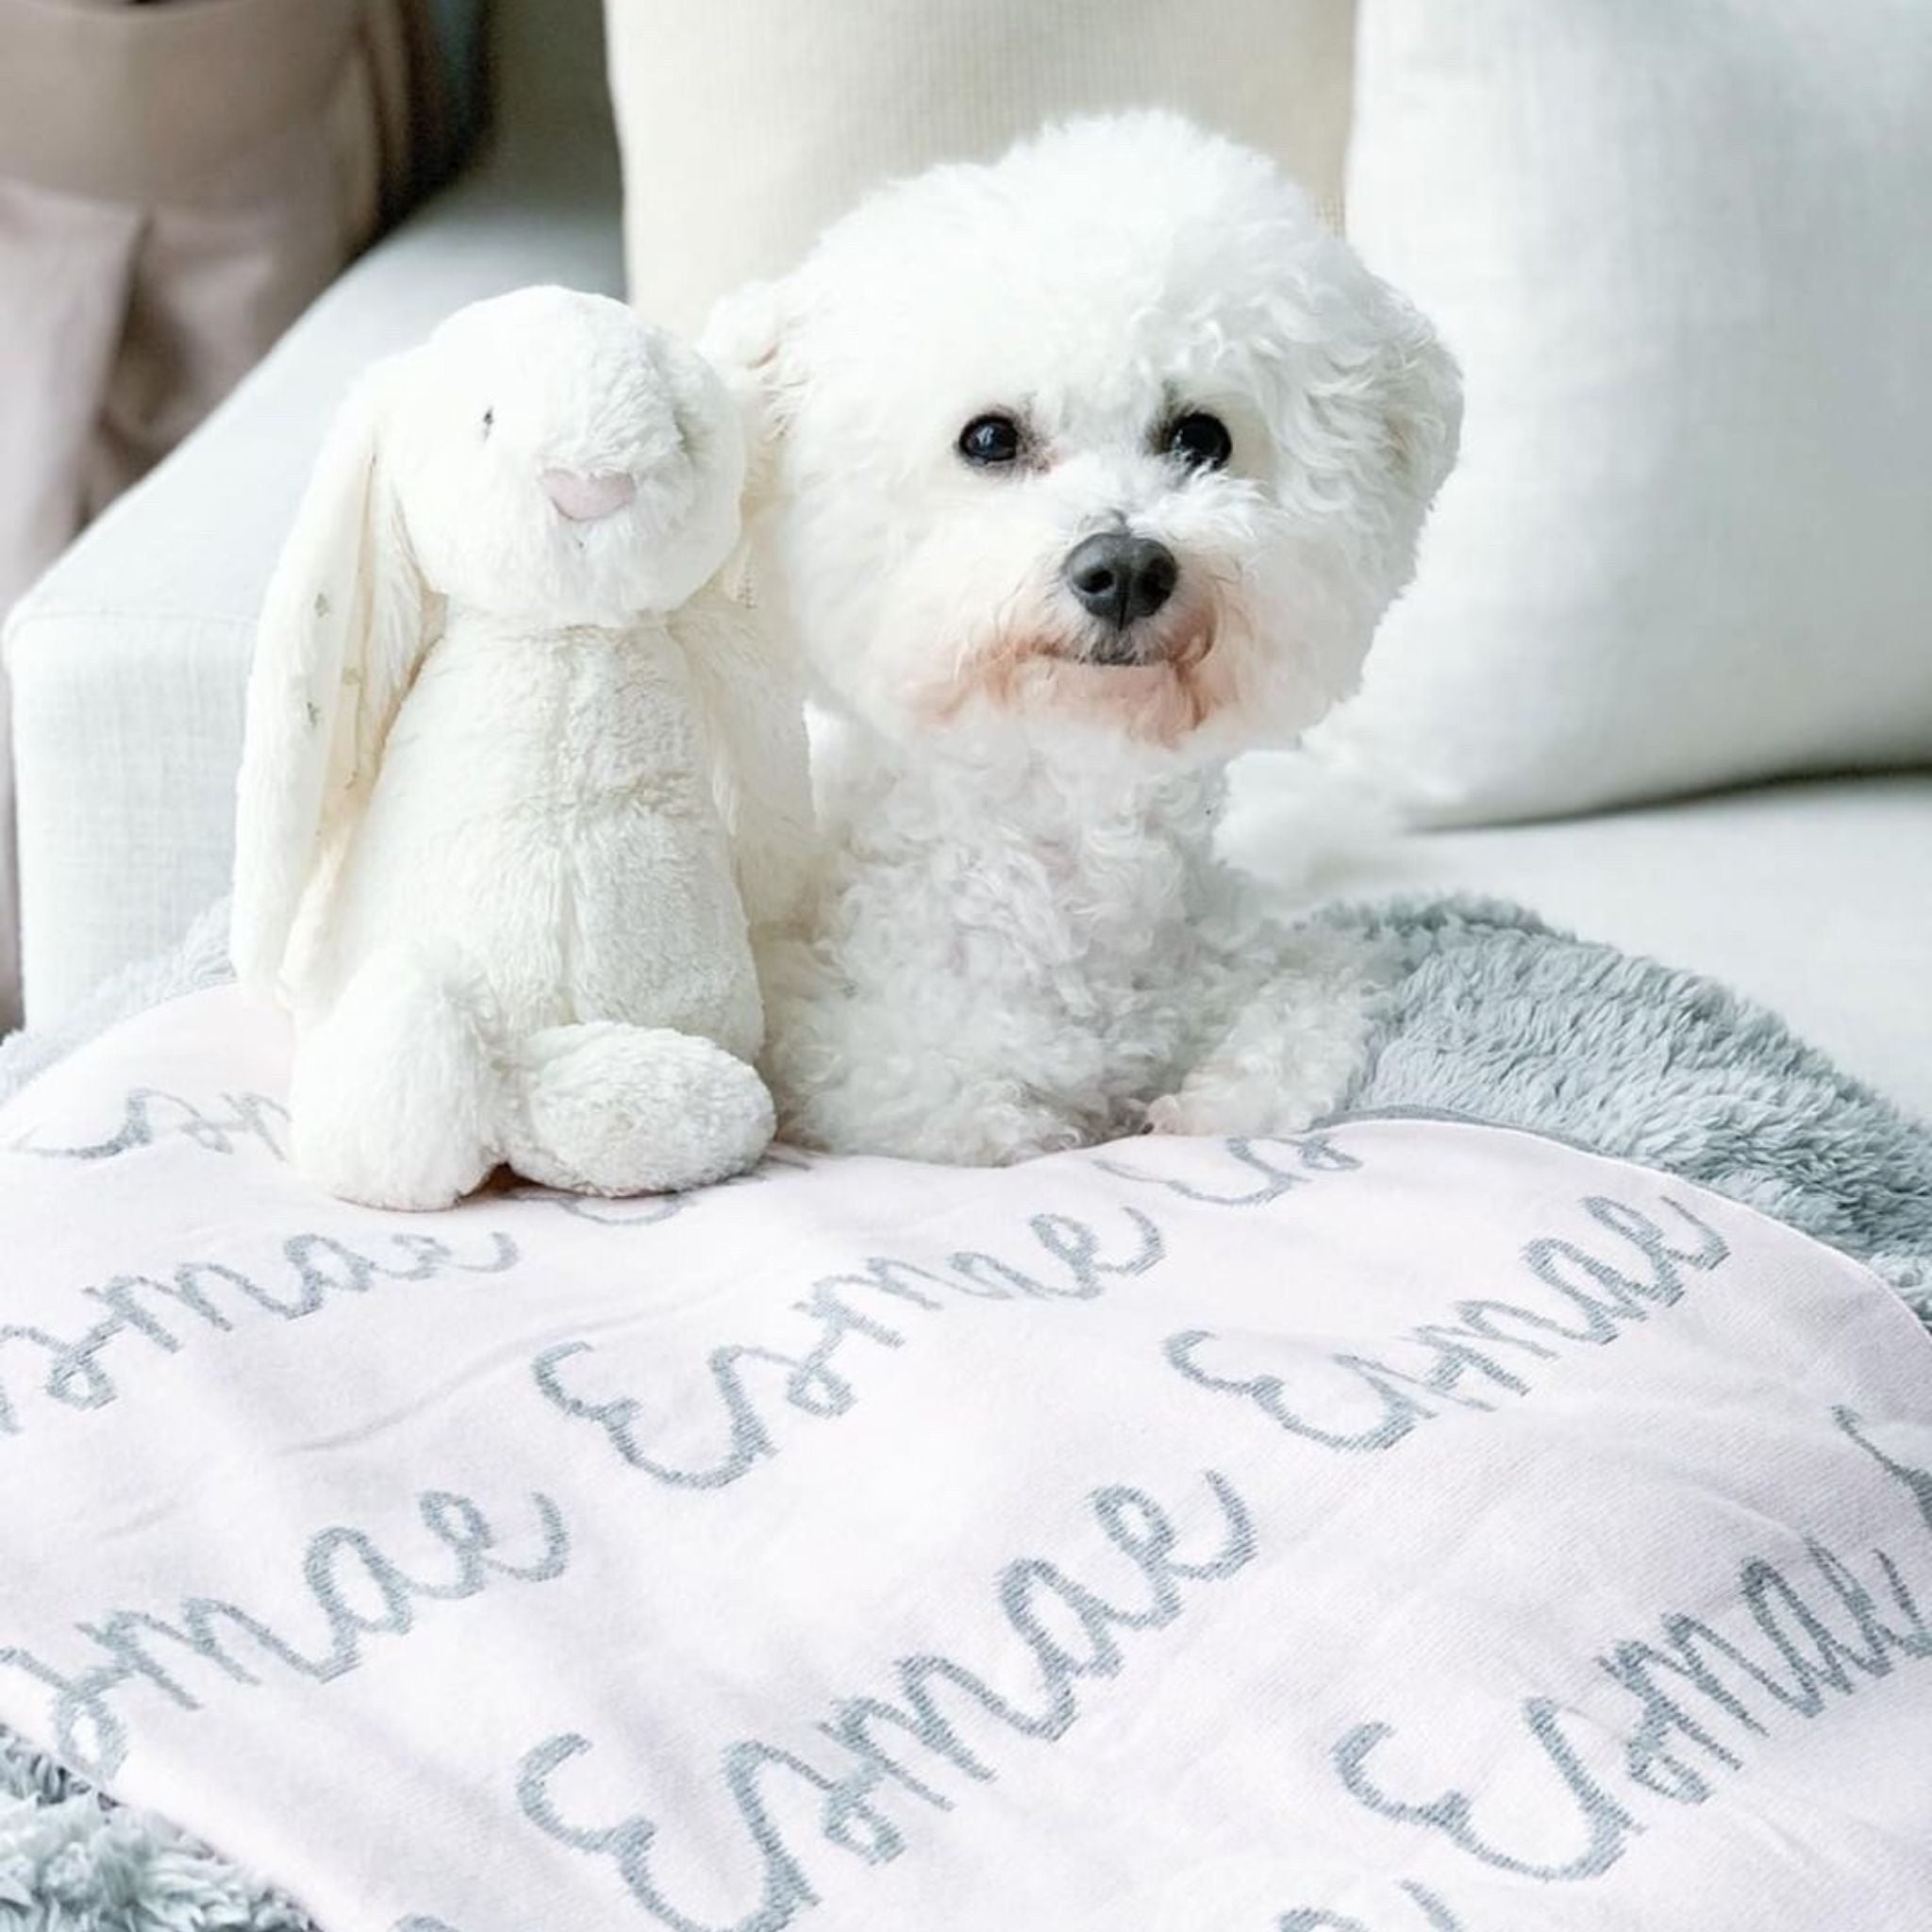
<box><xmin>1164</xmin><ymin>411</ymin><xmax>1232</xmax><ymax>471</ymax></box>
<box><xmin>481</xmin><ymin>408</ymin><xmax>494</xmax><ymax>439</ymax></box>
<box><xmin>958</xmin><ymin>413</ymin><xmax>1022</xmax><ymax>467</ymax></box>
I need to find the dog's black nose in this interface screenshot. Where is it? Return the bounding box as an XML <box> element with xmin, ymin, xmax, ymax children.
<box><xmin>1063</xmin><ymin>532</ymin><xmax>1178</xmax><ymax>629</ymax></box>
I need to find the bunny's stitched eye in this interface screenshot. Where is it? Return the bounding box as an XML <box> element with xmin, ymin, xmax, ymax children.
<box><xmin>1163</xmin><ymin>411</ymin><xmax>1232</xmax><ymax>471</ymax></box>
<box><xmin>958</xmin><ymin>413</ymin><xmax>1023</xmax><ymax>468</ymax></box>
<box><xmin>481</xmin><ymin>408</ymin><xmax>495</xmax><ymax>439</ymax></box>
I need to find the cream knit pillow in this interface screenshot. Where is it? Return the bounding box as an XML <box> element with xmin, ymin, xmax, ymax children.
<box><xmin>603</xmin><ymin>0</ymin><xmax>1357</xmax><ymax>334</ymax></box>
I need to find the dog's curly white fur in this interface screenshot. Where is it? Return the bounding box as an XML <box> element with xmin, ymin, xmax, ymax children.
<box><xmin>233</xmin><ymin>287</ymin><xmax>811</xmax><ymax>1208</ymax></box>
<box><xmin>705</xmin><ymin>114</ymin><xmax>1460</xmax><ymax>1163</ymax></box>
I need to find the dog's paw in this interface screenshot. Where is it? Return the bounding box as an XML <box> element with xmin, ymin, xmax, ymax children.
<box><xmin>1143</xmin><ymin>1078</ymin><xmax>1319</xmax><ymax>1140</ymax></box>
<box><xmin>1143</xmin><ymin>1091</ymin><xmax>1206</xmax><ymax>1137</ymax></box>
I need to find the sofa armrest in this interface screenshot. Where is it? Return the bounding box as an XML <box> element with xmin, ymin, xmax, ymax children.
<box><xmin>5</xmin><ymin>108</ymin><xmax>621</xmax><ymax>1024</ymax></box>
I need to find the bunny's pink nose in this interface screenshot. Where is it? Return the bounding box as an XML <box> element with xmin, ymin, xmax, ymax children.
<box><xmin>540</xmin><ymin>469</ymin><xmax>638</xmax><ymax>522</ymax></box>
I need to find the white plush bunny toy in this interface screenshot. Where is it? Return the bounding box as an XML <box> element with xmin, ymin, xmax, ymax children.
<box><xmin>232</xmin><ymin>286</ymin><xmax>808</xmax><ymax>1210</ymax></box>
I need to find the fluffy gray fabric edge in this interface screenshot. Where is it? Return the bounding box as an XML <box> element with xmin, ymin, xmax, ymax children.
<box><xmin>1327</xmin><ymin>894</ymin><xmax>1932</xmax><ymax>1320</ymax></box>
<box><xmin>2</xmin><ymin>890</ymin><xmax>1928</xmax><ymax>1930</ymax></box>
<box><xmin>0</xmin><ymin>898</ymin><xmax>237</xmax><ymax>1110</ymax></box>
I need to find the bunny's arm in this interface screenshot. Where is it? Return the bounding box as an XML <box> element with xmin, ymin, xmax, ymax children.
<box><xmin>672</xmin><ymin>585</ymin><xmax>815</xmax><ymax>936</ymax></box>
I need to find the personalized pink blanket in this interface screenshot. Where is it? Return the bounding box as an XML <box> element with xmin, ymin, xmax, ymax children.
<box><xmin>2</xmin><ymin>987</ymin><xmax>1930</xmax><ymax>1932</ymax></box>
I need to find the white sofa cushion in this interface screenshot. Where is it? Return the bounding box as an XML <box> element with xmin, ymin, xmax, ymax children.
<box><xmin>1225</xmin><ymin>769</ymin><xmax>1932</xmax><ymax>1119</ymax></box>
<box><xmin>1305</xmin><ymin>0</ymin><xmax>1932</xmax><ymax>824</ymax></box>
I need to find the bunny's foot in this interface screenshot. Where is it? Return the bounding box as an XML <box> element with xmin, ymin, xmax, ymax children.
<box><xmin>290</xmin><ymin>948</ymin><xmax>499</xmax><ymax>1209</ymax></box>
<box><xmin>504</xmin><ymin>1024</ymin><xmax>774</xmax><ymax>1196</ymax></box>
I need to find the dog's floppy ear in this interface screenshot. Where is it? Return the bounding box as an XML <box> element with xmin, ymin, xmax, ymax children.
<box><xmin>699</xmin><ymin>276</ymin><xmax>807</xmax><ymax>518</ymax></box>
<box><xmin>1363</xmin><ymin>273</ymin><xmax>1462</xmax><ymax>525</ymax></box>
<box><xmin>230</xmin><ymin>358</ymin><xmax>434</xmax><ymax>1001</ymax></box>
<box><xmin>1289</xmin><ymin>255</ymin><xmax>1462</xmax><ymax>601</ymax></box>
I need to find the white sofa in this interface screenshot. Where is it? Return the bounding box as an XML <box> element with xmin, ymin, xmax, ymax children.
<box><xmin>7</xmin><ymin>0</ymin><xmax>1929</xmax><ymax>1115</ymax></box>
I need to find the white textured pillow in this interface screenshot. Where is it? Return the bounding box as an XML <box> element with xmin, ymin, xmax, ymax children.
<box><xmin>1305</xmin><ymin>0</ymin><xmax>1932</xmax><ymax>824</ymax></box>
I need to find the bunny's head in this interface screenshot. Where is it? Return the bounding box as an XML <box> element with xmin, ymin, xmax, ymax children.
<box><xmin>368</xmin><ymin>285</ymin><xmax>744</xmax><ymax>625</ymax></box>
<box><xmin>232</xmin><ymin>287</ymin><xmax>745</xmax><ymax>995</ymax></box>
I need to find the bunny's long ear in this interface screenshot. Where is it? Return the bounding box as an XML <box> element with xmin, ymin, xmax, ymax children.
<box><xmin>230</xmin><ymin>363</ymin><xmax>430</xmax><ymax>1002</ymax></box>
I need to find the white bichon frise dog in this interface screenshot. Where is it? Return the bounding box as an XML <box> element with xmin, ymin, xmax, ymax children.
<box><xmin>706</xmin><ymin>112</ymin><xmax>1460</xmax><ymax>1164</ymax></box>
